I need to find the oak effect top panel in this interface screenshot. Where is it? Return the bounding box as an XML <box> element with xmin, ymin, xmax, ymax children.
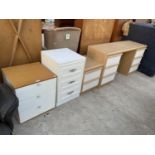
<box><xmin>88</xmin><ymin>40</ymin><xmax>147</xmax><ymax>56</ymax></box>
<box><xmin>2</xmin><ymin>62</ymin><xmax>56</xmax><ymax>89</ymax></box>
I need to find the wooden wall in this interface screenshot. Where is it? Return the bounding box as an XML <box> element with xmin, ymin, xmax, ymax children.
<box><xmin>110</xmin><ymin>19</ymin><xmax>128</xmax><ymax>42</ymax></box>
<box><xmin>74</xmin><ymin>19</ymin><xmax>115</xmax><ymax>55</ymax></box>
<box><xmin>0</xmin><ymin>19</ymin><xmax>41</xmax><ymax>82</ymax></box>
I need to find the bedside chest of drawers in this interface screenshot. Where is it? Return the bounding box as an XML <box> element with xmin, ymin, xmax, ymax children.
<box><xmin>81</xmin><ymin>57</ymin><xmax>103</xmax><ymax>93</ymax></box>
<box><xmin>41</xmin><ymin>48</ymin><xmax>86</xmax><ymax>106</ymax></box>
<box><xmin>87</xmin><ymin>40</ymin><xmax>147</xmax><ymax>86</ymax></box>
<box><xmin>2</xmin><ymin>62</ymin><xmax>56</xmax><ymax>123</ymax></box>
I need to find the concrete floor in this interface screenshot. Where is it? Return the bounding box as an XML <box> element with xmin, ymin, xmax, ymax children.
<box><xmin>14</xmin><ymin>72</ymin><xmax>155</xmax><ymax>135</ymax></box>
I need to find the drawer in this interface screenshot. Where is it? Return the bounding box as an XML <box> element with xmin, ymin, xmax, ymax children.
<box><xmin>18</xmin><ymin>93</ymin><xmax>55</xmax><ymax>123</ymax></box>
<box><xmin>16</xmin><ymin>79</ymin><xmax>56</xmax><ymax>101</ymax></box>
<box><xmin>106</xmin><ymin>54</ymin><xmax>122</xmax><ymax>67</ymax></box>
<box><xmin>18</xmin><ymin>91</ymin><xmax>56</xmax><ymax>111</ymax></box>
<box><xmin>58</xmin><ymin>74</ymin><xmax>82</xmax><ymax>88</ymax></box>
<box><xmin>60</xmin><ymin>63</ymin><xmax>84</xmax><ymax>77</ymax></box>
<box><xmin>101</xmin><ymin>74</ymin><xmax>116</xmax><ymax>85</ymax></box>
<box><xmin>82</xmin><ymin>79</ymin><xmax>99</xmax><ymax>92</ymax></box>
<box><xmin>103</xmin><ymin>65</ymin><xmax>118</xmax><ymax>77</ymax></box>
<box><xmin>57</xmin><ymin>93</ymin><xmax>79</xmax><ymax>107</ymax></box>
<box><xmin>84</xmin><ymin>68</ymin><xmax>102</xmax><ymax>82</ymax></box>
<box><xmin>58</xmin><ymin>84</ymin><xmax>81</xmax><ymax>97</ymax></box>
<box><xmin>135</xmin><ymin>48</ymin><xmax>145</xmax><ymax>58</ymax></box>
<box><xmin>129</xmin><ymin>65</ymin><xmax>139</xmax><ymax>73</ymax></box>
<box><xmin>132</xmin><ymin>57</ymin><xmax>142</xmax><ymax>66</ymax></box>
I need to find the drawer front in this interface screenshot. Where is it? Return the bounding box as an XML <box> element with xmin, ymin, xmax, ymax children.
<box><xmin>58</xmin><ymin>74</ymin><xmax>82</xmax><ymax>89</ymax></box>
<box><xmin>16</xmin><ymin>79</ymin><xmax>56</xmax><ymax>102</ymax></box>
<box><xmin>60</xmin><ymin>63</ymin><xmax>84</xmax><ymax>77</ymax></box>
<box><xmin>82</xmin><ymin>79</ymin><xmax>99</xmax><ymax>92</ymax></box>
<box><xmin>18</xmin><ymin>93</ymin><xmax>55</xmax><ymax>123</ymax></box>
<box><xmin>129</xmin><ymin>65</ymin><xmax>139</xmax><ymax>73</ymax></box>
<box><xmin>84</xmin><ymin>69</ymin><xmax>102</xmax><ymax>82</ymax></box>
<box><xmin>58</xmin><ymin>84</ymin><xmax>81</xmax><ymax>97</ymax></box>
<box><xmin>103</xmin><ymin>65</ymin><xmax>118</xmax><ymax>77</ymax></box>
<box><xmin>57</xmin><ymin>93</ymin><xmax>79</xmax><ymax>107</ymax></box>
<box><xmin>132</xmin><ymin>57</ymin><xmax>142</xmax><ymax>66</ymax></box>
<box><xmin>101</xmin><ymin>74</ymin><xmax>116</xmax><ymax>85</ymax></box>
<box><xmin>106</xmin><ymin>54</ymin><xmax>122</xmax><ymax>67</ymax></box>
<box><xmin>135</xmin><ymin>48</ymin><xmax>145</xmax><ymax>58</ymax></box>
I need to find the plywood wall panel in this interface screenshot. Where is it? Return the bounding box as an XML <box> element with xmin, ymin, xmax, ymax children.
<box><xmin>75</xmin><ymin>19</ymin><xmax>115</xmax><ymax>55</ymax></box>
<box><xmin>0</xmin><ymin>19</ymin><xmax>41</xmax><ymax>82</ymax></box>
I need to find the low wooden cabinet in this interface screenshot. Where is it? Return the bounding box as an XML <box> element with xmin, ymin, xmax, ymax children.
<box><xmin>81</xmin><ymin>57</ymin><xmax>103</xmax><ymax>92</ymax></box>
<box><xmin>2</xmin><ymin>62</ymin><xmax>56</xmax><ymax>123</ymax></box>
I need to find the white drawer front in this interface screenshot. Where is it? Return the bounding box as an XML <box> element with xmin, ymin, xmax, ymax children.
<box><xmin>106</xmin><ymin>54</ymin><xmax>122</xmax><ymax>67</ymax></box>
<box><xmin>58</xmin><ymin>74</ymin><xmax>82</xmax><ymax>88</ymax></box>
<box><xmin>58</xmin><ymin>84</ymin><xmax>81</xmax><ymax>98</ymax></box>
<box><xmin>101</xmin><ymin>74</ymin><xmax>116</xmax><ymax>85</ymax></box>
<box><xmin>129</xmin><ymin>65</ymin><xmax>139</xmax><ymax>73</ymax></box>
<box><xmin>103</xmin><ymin>65</ymin><xmax>118</xmax><ymax>77</ymax></box>
<box><xmin>82</xmin><ymin>79</ymin><xmax>99</xmax><ymax>92</ymax></box>
<box><xmin>135</xmin><ymin>48</ymin><xmax>145</xmax><ymax>58</ymax></box>
<box><xmin>60</xmin><ymin>63</ymin><xmax>84</xmax><ymax>77</ymax></box>
<box><xmin>57</xmin><ymin>93</ymin><xmax>79</xmax><ymax>107</ymax></box>
<box><xmin>18</xmin><ymin>93</ymin><xmax>55</xmax><ymax>123</ymax></box>
<box><xmin>132</xmin><ymin>57</ymin><xmax>142</xmax><ymax>66</ymax></box>
<box><xmin>16</xmin><ymin>79</ymin><xmax>56</xmax><ymax>102</ymax></box>
<box><xmin>84</xmin><ymin>69</ymin><xmax>102</xmax><ymax>82</ymax></box>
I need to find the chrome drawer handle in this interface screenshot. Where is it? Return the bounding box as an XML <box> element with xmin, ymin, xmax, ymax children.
<box><xmin>36</xmin><ymin>95</ymin><xmax>40</xmax><ymax>98</ymax></box>
<box><xmin>69</xmin><ymin>69</ymin><xmax>76</xmax><ymax>72</ymax></box>
<box><xmin>36</xmin><ymin>83</ymin><xmax>41</xmax><ymax>86</ymax></box>
<box><xmin>37</xmin><ymin>106</ymin><xmax>41</xmax><ymax>109</ymax></box>
<box><xmin>67</xmin><ymin>91</ymin><xmax>74</xmax><ymax>95</ymax></box>
<box><xmin>68</xmin><ymin>80</ymin><xmax>75</xmax><ymax>84</ymax></box>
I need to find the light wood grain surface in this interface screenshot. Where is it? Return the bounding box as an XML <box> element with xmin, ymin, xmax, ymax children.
<box><xmin>88</xmin><ymin>40</ymin><xmax>147</xmax><ymax>56</ymax></box>
<box><xmin>84</xmin><ymin>57</ymin><xmax>103</xmax><ymax>72</ymax></box>
<box><xmin>2</xmin><ymin>62</ymin><xmax>56</xmax><ymax>89</ymax></box>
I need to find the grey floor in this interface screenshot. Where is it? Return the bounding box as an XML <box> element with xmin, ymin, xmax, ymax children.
<box><xmin>14</xmin><ymin>72</ymin><xmax>155</xmax><ymax>135</ymax></box>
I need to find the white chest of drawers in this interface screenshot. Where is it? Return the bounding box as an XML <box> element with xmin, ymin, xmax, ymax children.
<box><xmin>41</xmin><ymin>48</ymin><xmax>86</xmax><ymax>106</ymax></box>
<box><xmin>2</xmin><ymin>62</ymin><xmax>56</xmax><ymax>123</ymax></box>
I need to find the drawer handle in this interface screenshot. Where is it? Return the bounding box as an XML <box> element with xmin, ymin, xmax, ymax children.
<box><xmin>67</xmin><ymin>91</ymin><xmax>74</xmax><ymax>95</ymax></box>
<box><xmin>68</xmin><ymin>80</ymin><xmax>75</xmax><ymax>84</ymax></box>
<box><xmin>36</xmin><ymin>83</ymin><xmax>41</xmax><ymax>86</ymax></box>
<box><xmin>36</xmin><ymin>95</ymin><xmax>40</xmax><ymax>98</ymax></box>
<box><xmin>69</xmin><ymin>69</ymin><xmax>76</xmax><ymax>72</ymax></box>
<box><xmin>37</xmin><ymin>106</ymin><xmax>41</xmax><ymax>109</ymax></box>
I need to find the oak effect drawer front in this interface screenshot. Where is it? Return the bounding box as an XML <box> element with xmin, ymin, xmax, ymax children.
<box><xmin>84</xmin><ymin>69</ymin><xmax>102</xmax><ymax>82</ymax></box>
<box><xmin>16</xmin><ymin>79</ymin><xmax>56</xmax><ymax>102</ymax></box>
<box><xmin>101</xmin><ymin>74</ymin><xmax>116</xmax><ymax>85</ymax></box>
<box><xmin>135</xmin><ymin>48</ymin><xmax>145</xmax><ymax>58</ymax></box>
<box><xmin>132</xmin><ymin>57</ymin><xmax>142</xmax><ymax>66</ymax></box>
<box><xmin>18</xmin><ymin>93</ymin><xmax>55</xmax><ymax>123</ymax></box>
<box><xmin>103</xmin><ymin>65</ymin><xmax>118</xmax><ymax>77</ymax></box>
<box><xmin>106</xmin><ymin>54</ymin><xmax>122</xmax><ymax>67</ymax></box>
<box><xmin>82</xmin><ymin>79</ymin><xmax>99</xmax><ymax>92</ymax></box>
<box><xmin>129</xmin><ymin>65</ymin><xmax>139</xmax><ymax>73</ymax></box>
